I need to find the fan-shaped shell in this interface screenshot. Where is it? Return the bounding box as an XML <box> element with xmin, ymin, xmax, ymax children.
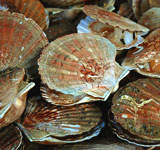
<box><xmin>40</xmin><ymin>0</ymin><xmax>87</xmax><ymax>7</ymax></box>
<box><xmin>111</xmin><ymin>78</ymin><xmax>160</xmax><ymax>142</ymax></box>
<box><xmin>78</xmin><ymin>5</ymin><xmax>149</xmax><ymax>50</ymax></box>
<box><xmin>17</xmin><ymin>96</ymin><xmax>104</xmax><ymax>144</ymax></box>
<box><xmin>40</xmin><ymin>84</ymin><xmax>102</xmax><ymax>106</ymax></box>
<box><xmin>0</xmin><ymin>68</ymin><xmax>35</xmax><ymax>129</ymax></box>
<box><xmin>138</xmin><ymin>7</ymin><xmax>160</xmax><ymax>31</ymax></box>
<box><xmin>149</xmin><ymin>0</ymin><xmax>160</xmax><ymax>7</ymax></box>
<box><xmin>38</xmin><ymin>33</ymin><xmax>129</xmax><ymax>100</ymax></box>
<box><xmin>0</xmin><ymin>125</ymin><xmax>22</xmax><ymax>150</ymax></box>
<box><xmin>122</xmin><ymin>29</ymin><xmax>160</xmax><ymax>78</ymax></box>
<box><xmin>0</xmin><ymin>0</ymin><xmax>49</xmax><ymax>30</ymax></box>
<box><xmin>0</xmin><ymin>11</ymin><xmax>48</xmax><ymax>72</ymax></box>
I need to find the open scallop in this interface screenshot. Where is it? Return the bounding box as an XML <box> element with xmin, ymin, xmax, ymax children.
<box><xmin>77</xmin><ymin>5</ymin><xmax>149</xmax><ymax>50</ymax></box>
<box><xmin>123</xmin><ymin>29</ymin><xmax>160</xmax><ymax>78</ymax></box>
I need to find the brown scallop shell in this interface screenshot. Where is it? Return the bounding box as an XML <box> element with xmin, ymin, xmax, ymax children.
<box><xmin>0</xmin><ymin>0</ymin><xmax>49</xmax><ymax>30</ymax></box>
<box><xmin>149</xmin><ymin>0</ymin><xmax>160</xmax><ymax>7</ymax></box>
<box><xmin>138</xmin><ymin>7</ymin><xmax>160</xmax><ymax>31</ymax></box>
<box><xmin>40</xmin><ymin>0</ymin><xmax>87</xmax><ymax>7</ymax></box>
<box><xmin>0</xmin><ymin>125</ymin><xmax>22</xmax><ymax>150</ymax></box>
<box><xmin>111</xmin><ymin>78</ymin><xmax>160</xmax><ymax>142</ymax></box>
<box><xmin>81</xmin><ymin>5</ymin><xmax>149</xmax><ymax>50</ymax></box>
<box><xmin>17</xmin><ymin>96</ymin><xmax>104</xmax><ymax>144</ymax></box>
<box><xmin>122</xmin><ymin>29</ymin><xmax>160</xmax><ymax>78</ymax></box>
<box><xmin>0</xmin><ymin>68</ymin><xmax>35</xmax><ymax>129</ymax></box>
<box><xmin>0</xmin><ymin>11</ymin><xmax>48</xmax><ymax>72</ymax></box>
<box><xmin>83</xmin><ymin>5</ymin><xmax>149</xmax><ymax>33</ymax></box>
<box><xmin>38</xmin><ymin>33</ymin><xmax>129</xmax><ymax>101</ymax></box>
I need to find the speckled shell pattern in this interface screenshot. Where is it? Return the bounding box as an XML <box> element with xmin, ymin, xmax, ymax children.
<box><xmin>17</xmin><ymin>96</ymin><xmax>104</xmax><ymax>144</ymax></box>
<box><xmin>40</xmin><ymin>0</ymin><xmax>87</xmax><ymax>7</ymax></box>
<box><xmin>0</xmin><ymin>125</ymin><xmax>22</xmax><ymax>150</ymax></box>
<box><xmin>38</xmin><ymin>33</ymin><xmax>129</xmax><ymax>102</ymax></box>
<box><xmin>0</xmin><ymin>0</ymin><xmax>49</xmax><ymax>30</ymax></box>
<box><xmin>0</xmin><ymin>11</ymin><xmax>48</xmax><ymax>72</ymax></box>
<box><xmin>111</xmin><ymin>78</ymin><xmax>160</xmax><ymax>141</ymax></box>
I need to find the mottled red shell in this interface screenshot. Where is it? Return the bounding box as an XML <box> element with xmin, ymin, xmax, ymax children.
<box><xmin>0</xmin><ymin>11</ymin><xmax>48</xmax><ymax>72</ymax></box>
<box><xmin>112</xmin><ymin>78</ymin><xmax>160</xmax><ymax>142</ymax></box>
<box><xmin>0</xmin><ymin>0</ymin><xmax>49</xmax><ymax>30</ymax></box>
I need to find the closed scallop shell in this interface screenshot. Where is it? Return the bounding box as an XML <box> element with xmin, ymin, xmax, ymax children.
<box><xmin>0</xmin><ymin>11</ymin><xmax>48</xmax><ymax>72</ymax></box>
<box><xmin>38</xmin><ymin>33</ymin><xmax>129</xmax><ymax>100</ymax></box>
<box><xmin>0</xmin><ymin>0</ymin><xmax>49</xmax><ymax>30</ymax></box>
<box><xmin>111</xmin><ymin>78</ymin><xmax>160</xmax><ymax>142</ymax></box>
<box><xmin>0</xmin><ymin>125</ymin><xmax>22</xmax><ymax>150</ymax></box>
<box><xmin>40</xmin><ymin>0</ymin><xmax>87</xmax><ymax>7</ymax></box>
<box><xmin>138</xmin><ymin>7</ymin><xmax>160</xmax><ymax>31</ymax></box>
<box><xmin>122</xmin><ymin>29</ymin><xmax>160</xmax><ymax>78</ymax></box>
<box><xmin>17</xmin><ymin>96</ymin><xmax>104</xmax><ymax>144</ymax></box>
<box><xmin>0</xmin><ymin>68</ymin><xmax>35</xmax><ymax>129</ymax></box>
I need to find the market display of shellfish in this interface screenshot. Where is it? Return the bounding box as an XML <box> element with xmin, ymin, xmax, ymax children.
<box><xmin>1</xmin><ymin>0</ymin><xmax>160</xmax><ymax>149</ymax></box>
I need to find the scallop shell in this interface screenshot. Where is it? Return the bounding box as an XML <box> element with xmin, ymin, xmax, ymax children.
<box><xmin>40</xmin><ymin>84</ymin><xmax>102</xmax><ymax>106</ymax></box>
<box><xmin>78</xmin><ymin>5</ymin><xmax>149</xmax><ymax>50</ymax></box>
<box><xmin>38</xmin><ymin>33</ymin><xmax>129</xmax><ymax>100</ymax></box>
<box><xmin>0</xmin><ymin>11</ymin><xmax>48</xmax><ymax>72</ymax></box>
<box><xmin>0</xmin><ymin>68</ymin><xmax>35</xmax><ymax>129</ymax></box>
<box><xmin>111</xmin><ymin>78</ymin><xmax>160</xmax><ymax>142</ymax></box>
<box><xmin>149</xmin><ymin>0</ymin><xmax>160</xmax><ymax>7</ymax></box>
<box><xmin>0</xmin><ymin>125</ymin><xmax>22</xmax><ymax>150</ymax></box>
<box><xmin>0</xmin><ymin>0</ymin><xmax>49</xmax><ymax>30</ymax></box>
<box><xmin>122</xmin><ymin>29</ymin><xmax>160</xmax><ymax>78</ymax></box>
<box><xmin>132</xmin><ymin>0</ymin><xmax>150</xmax><ymax>20</ymax></box>
<box><xmin>40</xmin><ymin>0</ymin><xmax>87</xmax><ymax>7</ymax></box>
<box><xmin>16</xmin><ymin>96</ymin><xmax>104</xmax><ymax>144</ymax></box>
<box><xmin>138</xmin><ymin>7</ymin><xmax>160</xmax><ymax>31</ymax></box>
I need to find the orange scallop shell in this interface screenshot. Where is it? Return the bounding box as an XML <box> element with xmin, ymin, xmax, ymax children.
<box><xmin>0</xmin><ymin>0</ymin><xmax>49</xmax><ymax>30</ymax></box>
<box><xmin>17</xmin><ymin>96</ymin><xmax>104</xmax><ymax>144</ymax></box>
<box><xmin>38</xmin><ymin>33</ymin><xmax>129</xmax><ymax>100</ymax></box>
<box><xmin>0</xmin><ymin>11</ymin><xmax>48</xmax><ymax>72</ymax></box>
<box><xmin>122</xmin><ymin>29</ymin><xmax>160</xmax><ymax>77</ymax></box>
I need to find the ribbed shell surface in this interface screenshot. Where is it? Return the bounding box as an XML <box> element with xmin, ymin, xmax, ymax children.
<box><xmin>0</xmin><ymin>125</ymin><xmax>22</xmax><ymax>150</ymax></box>
<box><xmin>17</xmin><ymin>96</ymin><xmax>103</xmax><ymax>144</ymax></box>
<box><xmin>112</xmin><ymin>78</ymin><xmax>160</xmax><ymax>140</ymax></box>
<box><xmin>0</xmin><ymin>0</ymin><xmax>49</xmax><ymax>30</ymax></box>
<box><xmin>0</xmin><ymin>11</ymin><xmax>48</xmax><ymax>72</ymax></box>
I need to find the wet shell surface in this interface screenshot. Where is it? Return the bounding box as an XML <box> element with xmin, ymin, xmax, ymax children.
<box><xmin>0</xmin><ymin>11</ymin><xmax>48</xmax><ymax>72</ymax></box>
<box><xmin>40</xmin><ymin>0</ymin><xmax>87</xmax><ymax>7</ymax></box>
<box><xmin>17</xmin><ymin>96</ymin><xmax>104</xmax><ymax>144</ymax></box>
<box><xmin>0</xmin><ymin>68</ymin><xmax>35</xmax><ymax>129</ymax></box>
<box><xmin>78</xmin><ymin>5</ymin><xmax>149</xmax><ymax>50</ymax></box>
<box><xmin>0</xmin><ymin>0</ymin><xmax>49</xmax><ymax>30</ymax></box>
<box><xmin>122</xmin><ymin>29</ymin><xmax>160</xmax><ymax>78</ymax></box>
<box><xmin>0</xmin><ymin>124</ymin><xmax>22</xmax><ymax>150</ymax></box>
<box><xmin>138</xmin><ymin>7</ymin><xmax>160</xmax><ymax>31</ymax></box>
<box><xmin>111</xmin><ymin>78</ymin><xmax>160</xmax><ymax>143</ymax></box>
<box><xmin>38</xmin><ymin>33</ymin><xmax>129</xmax><ymax>100</ymax></box>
